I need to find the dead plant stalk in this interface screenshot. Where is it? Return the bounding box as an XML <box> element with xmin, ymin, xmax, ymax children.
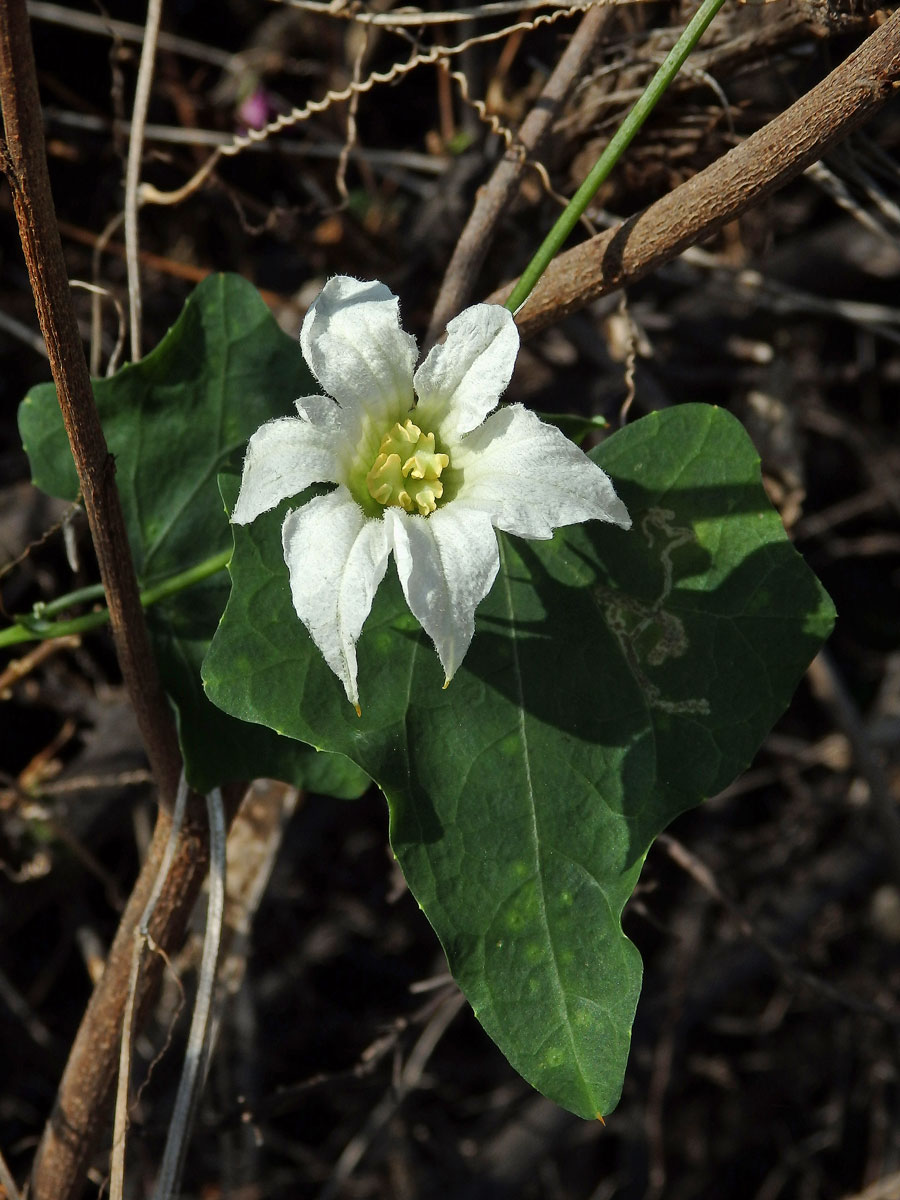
<box><xmin>0</xmin><ymin>0</ymin><xmax>181</xmax><ymax>802</ymax></box>
<box><xmin>0</xmin><ymin>4</ymin><xmax>211</xmax><ymax>1199</ymax></box>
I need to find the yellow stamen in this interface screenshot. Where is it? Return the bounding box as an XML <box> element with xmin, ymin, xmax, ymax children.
<box><xmin>366</xmin><ymin>419</ymin><xmax>450</xmax><ymax>516</ymax></box>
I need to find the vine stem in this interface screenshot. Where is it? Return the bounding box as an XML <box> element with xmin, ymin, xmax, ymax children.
<box><xmin>503</xmin><ymin>0</ymin><xmax>728</xmax><ymax>315</ymax></box>
<box><xmin>0</xmin><ymin>550</ymin><xmax>232</xmax><ymax>649</ymax></box>
<box><xmin>0</xmin><ymin>0</ymin><xmax>182</xmax><ymax>803</ymax></box>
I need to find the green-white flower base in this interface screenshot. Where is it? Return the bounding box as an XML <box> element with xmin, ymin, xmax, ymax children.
<box><xmin>19</xmin><ymin>275</ymin><xmax>834</xmax><ymax>1119</ymax></box>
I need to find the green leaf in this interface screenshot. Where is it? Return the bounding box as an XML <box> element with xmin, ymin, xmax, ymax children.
<box><xmin>17</xmin><ymin>274</ymin><xmax>369</xmax><ymax>798</ymax></box>
<box><xmin>202</xmin><ymin>403</ymin><xmax>834</xmax><ymax>1117</ymax></box>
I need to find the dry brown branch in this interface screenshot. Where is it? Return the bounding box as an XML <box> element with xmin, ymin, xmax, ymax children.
<box><xmin>426</xmin><ymin>2</ymin><xmax>612</xmax><ymax>345</ymax></box>
<box><xmin>0</xmin><ymin>635</ymin><xmax>80</xmax><ymax>695</ymax></box>
<box><xmin>657</xmin><ymin>834</ymin><xmax>900</xmax><ymax>1024</ymax></box>
<box><xmin>842</xmin><ymin>1171</ymin><xmax>900</xmax><ymax>1200</ymax></box>
<box><xmin>807</xmin><ymin>651</ymin><xmax>900</xmax><ymax>883</ymax></box>
<box><xmin>0</xmin><ymin>0</ymin><xmax>181</xmax><ymax>802</ymax></box>
<box><xmin>0</xmin><ymin>8</ymin><xmax>228</xmax><ymax>1198</ymax></box>
<box><xmin>28</xmin><ymin>807</ymin><xmax>211</xmax><ymax>1200</ymax></box>
<box><xmin>487</xmin><ymin>9</ymin><xmax>900</xmax><ymax>335</ymax></box>
<box><xmin>320</xmin><ymin>989</ymin><xmax>467</xmax><ymax>1199</ymax></box>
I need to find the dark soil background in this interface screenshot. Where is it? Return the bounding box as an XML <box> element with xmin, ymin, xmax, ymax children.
<box><xmin>2</xmin><ymin>1</ymin><xmax>900</xmax><ymax>1197</ymax></box>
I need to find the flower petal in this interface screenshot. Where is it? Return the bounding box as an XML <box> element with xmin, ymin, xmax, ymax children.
<box><xmin>385</xmin><ymin>506</ymin><xmax>499</xmax><ymax>684</ymax></box>
<box><xmin>454</xmin><ymin>405</ymin><xmax>632</xmax><ymax>538</ymax></box>
<box><xmin>300</xmin><ymin>276</ymin><xmax>417</xmax><ymax>429</ymax></box>
<box><xmin>232</xmin><ymin>415</ymin><xmax>342</xmax><ymax>525</ymax></box>
<box><xmin>281</xmin><ymin>489</ymin><xmax>391</xmax><ymax>707</ymax></box>
<box><xmin>294</xmin><ymin>394</ymin><xmax>343</xmax><ymax>431</ymax></box>
<box><xmin>414</xmin><ymin>304</ymin><xmax>519</xmax><ymax>440</ymax></box>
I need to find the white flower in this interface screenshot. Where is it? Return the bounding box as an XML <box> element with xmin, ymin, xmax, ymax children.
<box><xmin>232</xmin><ymin>276</ymin><xmax>631</xmax><ymax>710</ymax></box>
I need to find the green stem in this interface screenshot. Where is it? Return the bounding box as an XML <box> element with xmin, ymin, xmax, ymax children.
<box><xmin>0</xmin><ymin>549</ymin><xmax>231</xmax><ymax>649</ymax></box>
<box><xmin>504</xmin><ymin>0</ymin><xmax>728</xmax><ymax>314</ymax></box>
<box><xmin>36</xmin><ymin>581</ymin><xmax>107</xmax><ymax>619</ymax></box>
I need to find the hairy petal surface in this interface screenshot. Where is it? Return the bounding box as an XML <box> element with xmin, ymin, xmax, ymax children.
<box><xmin>300</xmin><ymin>276</ymin><xmax>417</xmax><ymax>430</ymax></box>
<box><xmin>232</xmin><ymin>416</ymin><xmax>342</xmax><ymax>525</ymax></box>
<box><xmin>282</xmin><ymin>488</ymin><xmax>391</xmax><ymax>706</ymax></box>
<box><xmin>294</xmin><ymin>394</ymin><xmax>344</xmax><ymax>432</ymax></box>
<box><xmin>414</xmin><ymin>304</ymin><xmax>520</xmax><ymax>441</ymax></box>
<box><xmin>386</xmin><ymin>506</ymin><xmax>500</xmax><ymax>684</ymax></box>
<box><xmin>454</xmin><ymin>405</ymin><xmax>632</xmax><ymax>538</ymax></box>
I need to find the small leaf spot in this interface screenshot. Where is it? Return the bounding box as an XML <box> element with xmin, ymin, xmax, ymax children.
<box><xmin>524</xmin><ymin>941</ymin><xmax>544</xmax><ymax>965</ymax></box>
<box><xmin>543</xmin><ymin>1046</ymin><xmax>565</xmax><ymax>1069</ymax></box>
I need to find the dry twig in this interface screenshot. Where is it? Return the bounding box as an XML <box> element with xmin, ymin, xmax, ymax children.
<box><xmin>658</xmin><ymin>834</ymin><xmax>900</xmax><ymax>1024</ymax></box>
<box><xmin>138</xmin><ymin>3</ymin><xmax>592</xmax><ymax>210</ymax></box>
<box><xmin>0</xmin><ymin>0</ymin><xmax>181</xmax><ymax>800</ymax></box>
<box><xmin>488</xmin><ymin>10</ymin><xmax>900</xmax><ymax>334</ymax></box>
<box><xmin>807</xmin><ymin>651</ymin><xmax>900</xmax><ymax>884</ymax></box>
<box><xmin>426</xmin><ymin>2</ymin><xmax>611</xmax><ymax>345</ymax></box>
<box><xmin>123</xmin><ymin>0</ymin><xmax>163</xmax><ymax>361</ymax></box>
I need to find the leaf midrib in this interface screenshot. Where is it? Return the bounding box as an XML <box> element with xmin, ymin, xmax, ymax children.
<box><xmin>497</xmin><ymin>535</ymin><xmax>590</xmax><ymax>1100</ymax></box>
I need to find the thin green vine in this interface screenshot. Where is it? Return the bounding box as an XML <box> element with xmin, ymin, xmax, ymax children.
<box><xmin>0</xmin><ymin>549</ymin><xmax>231</xmax><ymax>648</ymax></box>
<box><xmin>504</xmin><ymin>0</ymin><xmax>729</xmax><ymax>314</ymax></box>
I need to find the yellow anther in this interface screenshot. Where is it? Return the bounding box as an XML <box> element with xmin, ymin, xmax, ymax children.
<box><xmin>412</xmin><ymin>483</ymin><xmax>442</xmax><ymax>515</ymax></box>
<box><xmin>365</xmin><ymin>418</ymin><xmax>449</xmax><ymax>516</ymax></box>
<box><xmin>394</xmin><ymin>419</ymin><xmax>419</xmax><ymax>444</ymax></box>
<box><xmin>400</xmin><ymin>429</ymin><xmax>449</xmax><ymax>482</ymax></box>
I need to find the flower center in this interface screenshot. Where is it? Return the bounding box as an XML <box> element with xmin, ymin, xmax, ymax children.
<box><xmin>365</xmin><ymin>419</ymin><xmax>450</xmax><ymax>516</ymax></box>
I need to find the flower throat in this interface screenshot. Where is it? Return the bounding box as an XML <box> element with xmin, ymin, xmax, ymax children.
<box><xmin>366</xmin><ymin>418</ymin><xmax>450</xmax><ymax>516</ymax></box>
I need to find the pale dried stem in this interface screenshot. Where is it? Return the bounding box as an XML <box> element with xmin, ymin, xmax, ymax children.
<box><xmin>152</xmin><ymin>787</ymin><xmax>226</xmax><ymax>1200</ymax></box>
<box><xmin>320</xmin><ymin>990</ymin><xmax>467</xmax><ymax>1199</ymax></box>
<box><xmin>280</xmin><ymin>0</ymin><xmax>642</xmax><ymax>26</ymax></box>
<box><xmin>807</xmin><ymin>651</ymin><xmax>900</xmax><ymax>885</ymax></box>
<box><xmin>427</xmin><ymin>2</ymin><xmax>611</xmax><ymax>344</ymax></box>
<box><xmin>124</xmin><ymin>0</ymin><xmax>164</xmax><ymax>360</ymax></box>
<box><xmin>658</xmin><ymin>833</ymin><xmax>900</xmax><ymax>1022</ymax></box>
<box><xmin>0</xmin><ymin>1148</ymin><xmax>21</xmax><ymax>1200</ymax></box>
<box><xmin>110</xmin><ymin>774</ymin><xmax>190</xmax><ymax>1200</ymax></box>
<box><xmin>29</xmin><ymin>805</ymin><xmax>211</xmax><ymax>1200</ymax></box>
<box><xmin>335</xmin><ymin>24</ymin><xmax>369</xmax><ymax>206</ymax></box>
